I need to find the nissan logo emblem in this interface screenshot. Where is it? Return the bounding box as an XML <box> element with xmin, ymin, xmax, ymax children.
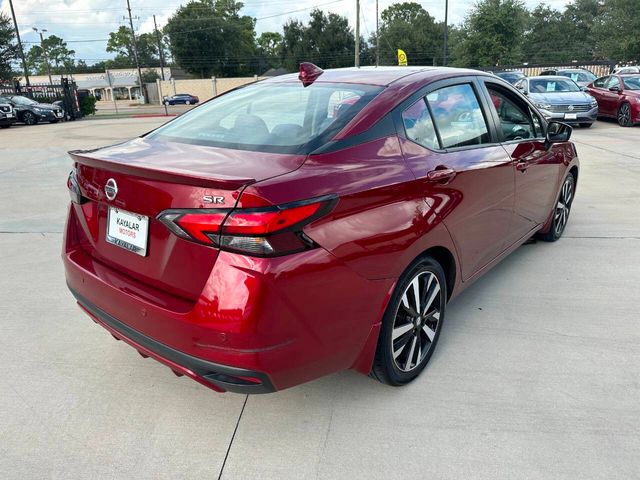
<box><xmin>105</xmin><ymin>178</ymin><xmax>118</xmax><ymax>201</ymax></box>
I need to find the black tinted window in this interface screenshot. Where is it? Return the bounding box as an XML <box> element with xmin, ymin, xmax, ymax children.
<box><xmin>426</xmin><ymin>84</ymin><xmax>490</xmax><ymax>149</ymax></box>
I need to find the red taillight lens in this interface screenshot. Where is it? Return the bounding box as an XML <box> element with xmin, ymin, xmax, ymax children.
<box><xmin>157</xmin><ymin>196</ymin><xmax>336</xmax><ymax>256</ymax></box>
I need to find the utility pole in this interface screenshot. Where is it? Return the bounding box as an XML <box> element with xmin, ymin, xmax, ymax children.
<box><xmin>8</xmin><ymin>0</ymin><xmax>30</xmax><ymax>86</ymax></box>
<box><xmin>355</xmin><ymin>0</ymin><xmax>360</xmax><ymax>68</ymax></box>
<box><xmin>153</xmin><ymin>15</ymin><xmax>166</xmax><ymax>81</ymax></box>
<box><xmin>33</xmin><ymin>28</ymin><xmax>53</xmax><ymax>84</ymax></box>
<box><xmin>375</xmin><ymin>0</ymin><xmax>379</xmax><ymax>67</ymax></box>
<box><xmin>443</xmin><ymin>0</ymin><xmax>449</xmax><ymax>66</ymax></box>
<box><xmin>126</xmin><ymin>0</ymin><xmax>146</xmax><ymax>103</ymax></box>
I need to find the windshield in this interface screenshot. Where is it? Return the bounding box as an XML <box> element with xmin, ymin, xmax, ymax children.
<box><xmin>149</xmin><ymin>81</ymin><xmax>383</xmax><ymax>154</ymax></box>
<box><xmin>10</xmin><ymin>96</ymin><xmax>37</xmax><ymax>105</ymax></box>
<box><xmin>529</xmin><ymin>79</ymin><xmax>581</xmax><ymax>93</ymax></box>
<box><xmin>559</xmin><ymin>71</ymin><xmax>596</xmax><ymax>83</ymax></box>
<box><xmin>622</xmin><ymin>76</ymin><xmax>640</xmax><ymax>90</ymax></box>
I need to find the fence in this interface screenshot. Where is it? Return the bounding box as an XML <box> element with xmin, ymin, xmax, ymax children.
<box><xmin>148</xmin><ymin>76</ymin><xmax>262</xmax><ymax>104</ymax></box>
<box><xmin>497</xmin><ymin>61</ymin><xmax>616</xmax><ymax>78</ymax></box>
<box><xmin>0</xmin><ymin>79</ymin><xmax>82</xmax><ymax>119</ymax></box>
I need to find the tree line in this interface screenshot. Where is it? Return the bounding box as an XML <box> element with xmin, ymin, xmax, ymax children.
<box><xmin>1</xmin><ymin>0</ymin><xmax>639</xmax><ymax>82</ymax></box>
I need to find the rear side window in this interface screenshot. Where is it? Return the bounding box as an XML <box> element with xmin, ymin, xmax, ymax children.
<box><xmin>148</xmin><ymin>82</ymin><xmax>383</xmax><ymax>154</ymax></box>
<box><xmin>426</xmin><ymin>84</ymin><xmax>490</xmax><ymax>149</ymax></box>
<box><xmin>605</xmin><ymin>76</ymin><xmax>620</xmax><ymax>89</ymax></box>
<box><xmin>402</xmin><ymin>99</ymin><xmax>439</xmax><ymax>150</ymax></box>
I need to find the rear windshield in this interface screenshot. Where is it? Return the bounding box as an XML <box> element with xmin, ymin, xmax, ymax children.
<box><xmin>559</xmin><ymin>71</ymin><xmax>596</xmax><ymax>82</ymax></box>
<box><xmin>148</xmin><ymin>81</ymin><xmax>383</xmax><ymax>154</ymax></box>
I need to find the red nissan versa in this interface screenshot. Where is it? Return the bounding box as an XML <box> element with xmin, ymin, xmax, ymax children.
<box><xmin>63</xmin><ymin>64</ymin><xmax>579</xmax><ymax>393</ymax></box>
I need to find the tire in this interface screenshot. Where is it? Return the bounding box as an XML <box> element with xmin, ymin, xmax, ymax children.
<box><xmin>371</xmin><ymin>256</ymin><xmax>447</xmax><ymax>386</ymax></box>
<box><xmin>579</xmin><ymin>122</ymin><xmax>592</xmax><ymax>128</ymax></box>
<box><xmin>22</xmin><ymin>111</ymin><xmax>37</xmax><ymax>125</ymax></box>
<box><xmin>617</xmin><ymin>103</ymin><xmax>633</xmax><ymax>127</ymax></box>
<box><xmin>50</xmin><ymin>119</ymin><xmax>59</xmax><ymax>124</ymax></box>
<box><xmin>0</xmin><ymin>124</ymin><xmax>10</xmax><ymax>129</ymax></box>
<box><xmin>185</xmin><ymin>100</ymin><xmax>191</xmax><ymax>105</ymax></box>
<box><xmin>538</xmin><ymin>173</ymin><xmax>575</xmax><ymax>242</ymax></box>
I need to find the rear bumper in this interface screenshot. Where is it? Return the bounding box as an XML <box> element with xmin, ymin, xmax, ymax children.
<box><xmin>70</xmin><ymin>287</ymin><xmax>275</xmax><ymax>393</ymax></box>
<box><xmin>63</xmin><ymin>204</ymin><xmax>391</xmax><ymax>393</ymax></box>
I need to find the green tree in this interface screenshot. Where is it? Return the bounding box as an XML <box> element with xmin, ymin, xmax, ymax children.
<box><xmin>26</xmin><ymin>35</ymin><xmax>76</xmax><ymax>75</ymax></box>
<box><xmin>451</xmin><ymin>0</ymin><xmax>529</xmax><ymax>67</ymax></box>
<box><xmin>281</xmin><ymin>9</ymin><xmax>356</xmax><ymax>71</ymax></box>
<box><xmin>164</xmin><ymin>0</ymin><xmax>257</xmax><ymax>77</ymax></box>
<box><xmin>257</xmin><ymin>31</ymin><xmax>282</xmax><ymax>69</ymax></box>
<box><xmin>0</xmin><ymin>13</ymin><xmax>18</xmax><ymax>81</ymax></box>
<box><xmin>374</xmin><ymin>2</ymin><xmax>443</xmax><ymax>66</ymax></box>
<box><xmin>523</xmin><ymin>5</ymin><xmax>567</xmax><ymax>63</ymax></box>
<box><xmin>107</xmin><ymin>25</ymin><xmax>166</xmax><ymax>67</ymax></box>
<box><xmin>594</xmin><ymin>0</ymin><xmax>639</xmax><ymax>63</ymax></box>
<box><xmin>562</xmin><ymin>0</ymin><xmax>601</xmax><ymax>60</ymax></box>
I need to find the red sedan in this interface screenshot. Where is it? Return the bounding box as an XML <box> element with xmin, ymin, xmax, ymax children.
<box><xmin>586</xmin><ymin>74</ymin><xmax>640</xmax><ymax>126</ymax></box>
<box><xmin>63</xmin><ymin>64</ymin><xmax>579</xmax><ymax>393</ymax></box>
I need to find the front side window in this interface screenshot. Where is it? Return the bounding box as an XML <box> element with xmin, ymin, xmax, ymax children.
<box><xmin>402</xmin><ymin>99</ymin><xmax>439</xmax><ymax>150</ymax></box>
<box><xmin>426</xmin><ymin>84</ymin><xmax>490</xmax><ymax>149</ymax></box>
<box><xmin>148</xmin><ymin>82</ymin><xmax>383</xmax><ymax>153</ymax></box>
<box><xmin>487</xmin><ymin>86</ymin><xmax>536</xmax><ymax>141</ymax></box>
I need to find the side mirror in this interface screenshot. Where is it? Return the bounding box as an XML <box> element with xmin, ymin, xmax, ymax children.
<box><xmin>580</xmin><ymin>86</ymin><xmax>587</xmax><ymax>92</ymax></box>
<box><xmin>545</xmin><ymin>121</ymin><xmax>572</xmax><ymax>148</ymax></box>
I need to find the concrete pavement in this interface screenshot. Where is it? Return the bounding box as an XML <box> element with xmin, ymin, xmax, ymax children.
<box><xmin>0</xmin><ymin>118</ymin><xmax>638</xmax><ymax>479</ymax></box>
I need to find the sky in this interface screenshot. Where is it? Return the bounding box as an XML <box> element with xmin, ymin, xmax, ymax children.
<box><xmin>1</xmin><ymin>0</ymin><xmax>574</xmax><ymax>65</ymax></box>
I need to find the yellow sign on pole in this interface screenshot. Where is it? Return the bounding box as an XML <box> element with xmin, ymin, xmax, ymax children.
<box><xmin>397</xmin><ymin>49</ymin><xmax>408</xmax><ymax>66</ymax></box>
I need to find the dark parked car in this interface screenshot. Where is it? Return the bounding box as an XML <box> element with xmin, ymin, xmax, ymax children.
<box><xmin>0</xmin><ymin>95</ymin><xmax>64</xmax><ymax>125</ymax></box>
<box><xmin>515</xmin><ymin>76</ymin><xmax>598</xmax><ymax>127</ymax></box>
<box><xmin>493</xmin><ymin>70</ymin><xmax>526</xmax><ymax>85</ymax></box>
<box><xmin>0</xmin><ymin>102</ymin><xmax>16</xmax><ymax>128</ymax></box>
<box><xmin>64</xmin><ymin>64</ymin><xmax>578</xmax><ymax>393</ymax></box>
<box><xmin>163</xmin><ymin>93</ymin><xmax>199</xmax><ymax>105</ymax></box>
<box><xmin>586</xmin><ymin>74</ymin><xmax>640</xmax><ymax>126</ymax></box>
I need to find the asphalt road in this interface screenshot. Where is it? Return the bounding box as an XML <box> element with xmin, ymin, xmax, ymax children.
<box><xmin>1</xmin><ymin>118</ymin><xmax>638</xmax><ymax>479</ymax></box>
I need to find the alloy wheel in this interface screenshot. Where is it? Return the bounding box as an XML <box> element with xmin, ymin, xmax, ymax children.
<box><xmin>554</xmin><ymin>176</ymin><xmax>573</xmax><ymax>236</ymax></box>
<box><xmin>23</xmin><ymin>112</ymin><xmax>36</xmax><ymax>125</ymax></box>
<box><xmin>618</xmin><ymin>103</ymin><xmax>631</xmax><ymax>126</ymax></box>
<box><xmin>391</xmin><ymin>271</ymin><xmax>442</xmax><ymax>372</ymax></box>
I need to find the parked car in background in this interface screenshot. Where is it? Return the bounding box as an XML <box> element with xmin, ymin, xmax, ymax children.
<box><xmin>493</xmin><ymin>70</ymin><xmax>526</xmax><ymax>85</ymax></box>
<box><xmin>554</xmin><ymin>69</ymin><xmax>598</xmax><ymax>87</ymax></box>
<box><xmin>0</xmin><ymin>95</ymin><xmax>64</xmax><ymax>125</ymax></box>
<box><xmin>0</xmin><ymin>102</ymin><xmax>16</xmax><ymax>129</ymax></box>
<box><xmin>586</xmin><ymin>74</ymin><xmax>640</xmax><ymax>126</ymax></box>
<box><xmin>64</xmin><ymin>64</ymin><xmax>579</xmax><ymax>394</ymax></box>
<box><xmin>613</xmin><ymin>66</ymin><xmax>640</xmax><ymax>74</ymax></box>
<box><xmin>163</xmin><ymin>93</ymin><xmax>199</xmax><ymax>105</ymax></box>
<box><xmin>515</xmin><ymin>76</ymin><xmax>598</xmax><ymax>127</ymax></box>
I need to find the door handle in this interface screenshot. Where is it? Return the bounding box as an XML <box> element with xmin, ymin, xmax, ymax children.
<box><xmin>516</xmin><ymin>161</ymin><xmax>528</xmax><ymax>172</ymax></box>
<box><xmin>426</xmin><ymin>167</ymin><xmax>456</xmax><ymax>183</ymax></box>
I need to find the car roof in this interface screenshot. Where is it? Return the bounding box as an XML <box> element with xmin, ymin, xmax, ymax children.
<box><xmin>263</xmin><ymin>66</ymin><xmax>488</xmax><ymax>87</ymax></box>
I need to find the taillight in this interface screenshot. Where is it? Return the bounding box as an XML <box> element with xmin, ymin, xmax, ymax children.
<box><xmin>157</xmin><ymin>195</ymin><xmax>337</xmax><ymax>257</ymax></box>
<box><xmin>67</xmin><ymin>167</ymin><xmax>87</xmax><ymax>204</ymax></box>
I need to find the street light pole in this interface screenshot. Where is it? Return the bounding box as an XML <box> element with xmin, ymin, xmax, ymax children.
<box><xmin>8</xmin><ymin>0</ymin><xmax>30</xmax><ymax>86</ymax></box>
<box><xmin>355</xmin><ymin>0</ymin><xmax>360</xmax><ymax>67</ymax></box>
<box><xmin>375</xmin><ymin>0</ymin><xmax>379</xmax><ymax>67</ymax></box>
<box><xmin>126</xmin><ymin>0</ymin><xmax>146</xmax><ymax>103</ymax></box>
<box><xmin>33</xmin><ymin>28</ymin><xmax>53</xmax><ymax>84</ymax></box>
<box><xmin>443</xmin><ymin>0</ymin><xmax>449</xmax><ymax>66</ymax></box>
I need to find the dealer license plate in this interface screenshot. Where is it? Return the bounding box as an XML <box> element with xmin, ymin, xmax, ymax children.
<box><xmin>564</xmin><ymin>113</ymin><xmax>577</xmax><ymax>120</ymax></box>
<box><xmin>106</xmin><ymin>207</ymin><xmax>149</xmax><ymax>256</ymax></box>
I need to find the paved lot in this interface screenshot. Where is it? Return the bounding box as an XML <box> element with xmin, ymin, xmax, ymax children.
<box><xmin>1</xmin><ymin>118</ymin><xmax>639</xmax><ymax>479</ymax></box>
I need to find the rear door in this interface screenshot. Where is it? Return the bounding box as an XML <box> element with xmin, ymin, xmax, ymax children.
<box><xmin>398</xmin><ymin>78</ymin><xmax>515</xmax><ymax>281</ymax></box>
<box><xmin>480</xmin><ymin>80</ymin><xmax>562</xmax><ymax>242</ymax></box>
